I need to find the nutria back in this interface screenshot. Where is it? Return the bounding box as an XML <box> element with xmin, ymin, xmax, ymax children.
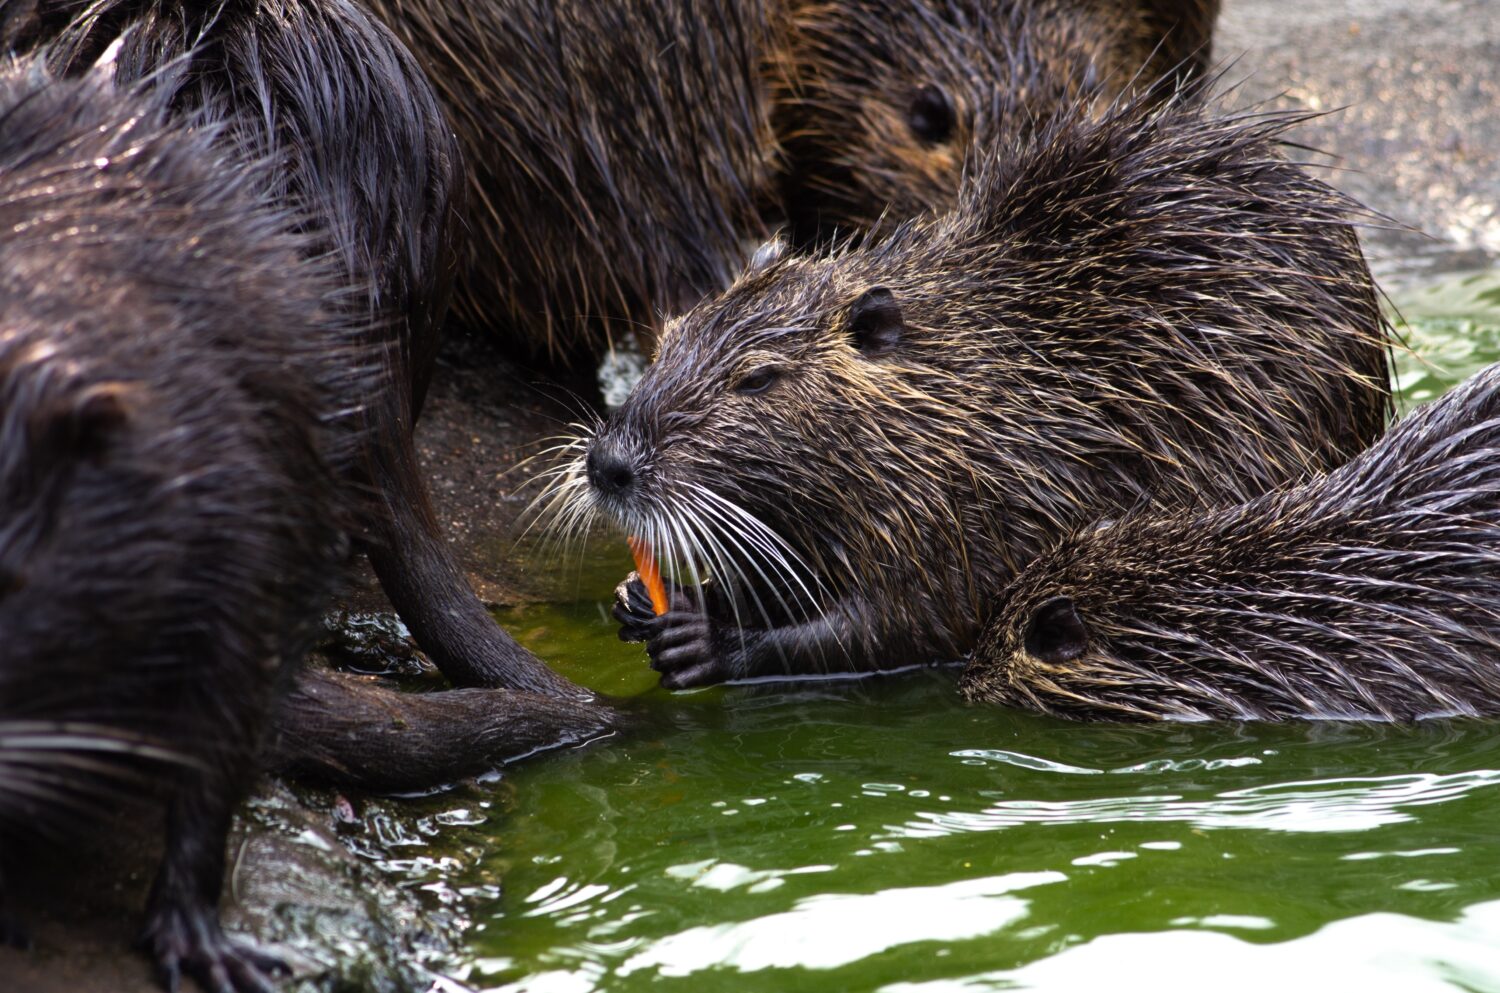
<box><xmin>365</xmin><ymin>0</ymin><xmax>1217</xmax><ymax>360</ymax></box>
<box><xmin>965</xmin><ymin>362</ymin><xmax>1500</xmax><ymax>722</ymax></box>
<box><xmin>364</xmin><ymin>0</ymin><xmax>783</xmax><ymax>361</ymax></box>
<box><xmin>564</xmin><ymin>89</ymin><xmax>1391</xmax><ymax>688</ymax></box>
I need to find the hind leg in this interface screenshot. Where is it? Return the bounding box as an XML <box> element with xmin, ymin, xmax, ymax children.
<box><xmin>139</xmin><ymin>758</ymin><xmax>284</xmax><ymax>993</ymax></box>
<box><xmin>366</xmin><ymin>420</ymin><xmax>585</xmax><ymax>698</ymax></box>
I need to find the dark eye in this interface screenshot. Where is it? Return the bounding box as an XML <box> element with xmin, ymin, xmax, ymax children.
<box><xmin>908</xmin><ymin>84</ymin><xmax>956</xmax><ymax>144</ymax></box>
<box><xmin>735</xmin><ymin>366</ymin><xmax>780</xmax><ymax>395</ymax></box>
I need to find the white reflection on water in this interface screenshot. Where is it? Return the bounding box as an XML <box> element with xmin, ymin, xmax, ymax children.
<box><xmin>615</xmin><ymin>871</ymin><xmax>1065</xmax><ymax>977</ymax></box>
<box><xmin>886</xmin><ymin>769</ymin><xmax>1500</xmax><ymax>838</ymax></box>
<box><xmin>663</xmin><ymin>859</ymin><xmax>835</xmax><ymax>893</ymax></box>
<box><xmin>880</xmin><ymin>899</ymin><xmax>1500</xmax><ymax>993</ymax></box>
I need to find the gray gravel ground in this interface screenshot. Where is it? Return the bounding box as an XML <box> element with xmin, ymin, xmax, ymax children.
<box><xmin>1218</xmin><ymin>0</ymin><xmax>1500</xmax><ymax>282</ymax></box>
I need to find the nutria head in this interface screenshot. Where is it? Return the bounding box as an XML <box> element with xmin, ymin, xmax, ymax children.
<box><xmin>963</xmin><ymin>362</ymin><xmax>1500</xmax><ymax>722</ymax></box>
<box><xmin>774</xmin><ymin>0</ymin><xmax>1219</xmax><ymax>244</ymax></box>
<box><xmin>554</xmin><ymin>91</ymin><xmax>1390</xmax><ymax>666</ymax></box>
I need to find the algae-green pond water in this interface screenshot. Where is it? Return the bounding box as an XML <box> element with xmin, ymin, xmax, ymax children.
<box><xmin>428</xmin><ymin>271</ymin><xmax>1500</xmax><ymax>992</ymax></box>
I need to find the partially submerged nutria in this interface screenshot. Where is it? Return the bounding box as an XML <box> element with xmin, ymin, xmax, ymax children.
<box><xmin>774</xmin><ymin>0</ymin><xmax>1220</xmax><ymax>244</ymax></box>
<box><xmin>561</xmin><ymin>91</ymin><xmax>1392</xmax><ymax>689</ymax></box>
<box><xmin>8</xmin><ymin>0</ymin><xmax>579</xmax><ymax>695</ymax></box>
<box><xmin>963</xmin><ymin>362</ymin><xmax>1500</xmax><ymax>722</ymax></box>
<box><xmin>0</xmin><ymin>57</ymin><xmax>368</xmax><ymax>991</ymax></box>
<box><xmin>363</xmin><ymin>0</ymin><xmax>1216</xmax><ymax>359</ymax></box>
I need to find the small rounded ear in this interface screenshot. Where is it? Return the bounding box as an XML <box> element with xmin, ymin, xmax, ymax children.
<box><xmin>39</xmin><ymin>383</ymin><xmax>136</xmax><ymax>463</ymax></box>
<box><xmin>1023</xmin><ymin>595</ymin><xmax>1089</xmax><ymax>664</ymax></box>
<box><xmin>847</xmin><ymin>287</ymin><xmax>904</xmax><ymax>357</ymax></box>
<box><xmin>748</xmin><ymin>235</ymin><xmax>787</xmax><ymax>273</ymax></box>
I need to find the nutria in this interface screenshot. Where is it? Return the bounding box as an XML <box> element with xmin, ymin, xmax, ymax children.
<box><xmin>555</xmin><ymin>90</ymin><xmax>1392</xmax><ymax>689</ymax></box>
<box><xmin>0</xmin><ymin>55</ymin><xmax>370</xmax><ymax>991</ymax></box>
<box><xmin>773</xmin><ymin>0</ymin><xmax>1220</xmax><ymax>245</ymax></box>
<box><xmin>360</xmin><ymin>0</ymin><xmax>783</xmax><ymax>362</ymax></box>
<box><xmin>360</xmin><ymin>0</ymin><xmax>1216</xmax><ymax>360</ymax></box>
<box><xmin>963</xmin><ymin>362</ymin><xmax>1500</xmax><ymax>722</ymax></box>
<box><xmin>6</xmin><ymin>0</ymin><xmax>581</xmax><ymax>696</ymax></box>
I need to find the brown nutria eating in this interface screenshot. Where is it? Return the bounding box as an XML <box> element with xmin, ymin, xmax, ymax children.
<box><xmin>7</xmin><ymin>0</ymin><xmax>583</xmax><ymax>697</ymax></box>
<box><xmin>553</xmin><ymin>89</ymin><xmax>1393</xmax><ymax>690</ymax></box>
<box><xmin>0</xmin><ymin>55</ymin><xmax>371</xmax><ymax>991</ymax></box>
<box><xmin>360</xmin><ymin>0</ymin><xmax>1216</xmax><ymax>361</ymax></box>
<box><xmin>774</xmin><ymin>0</ymin><xmax>1220</xmax><ymax>245</ymax></box>
<box><xmin>963</xmin><ymin>361</ymin><xmax>1500</xmax><ymax>722</ymax></box>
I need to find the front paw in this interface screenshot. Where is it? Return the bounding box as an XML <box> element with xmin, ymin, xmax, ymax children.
<box><xmin>141</xmin><ymin>900</ymin><xmax>286</xmax><ymax>993</ymax></box>
<box><xmin>645</xmin><ymin>610</ymin><xmax>734</xmax><ymax>689</ymax></box>
<box><xmin>612</xmin><ymin>575</ymin><xmax>750</xmax><ymax>688</ymax></box>
<box><xmin>612</xmin><ymin>572</ymin><xmax>659</xmax><ymax>642</ymax></box>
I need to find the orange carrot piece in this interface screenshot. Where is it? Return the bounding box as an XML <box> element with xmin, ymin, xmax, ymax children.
<box><xmin>627</xmin><ymin>536</ymin><xmax>670</xmax><ymax>615</ymax></box>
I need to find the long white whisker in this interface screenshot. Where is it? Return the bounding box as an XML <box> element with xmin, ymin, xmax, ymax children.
<box><xmin>693</xmin><ymin>484</ymin><xmax>829</xmax><ymax>610</ymax></box>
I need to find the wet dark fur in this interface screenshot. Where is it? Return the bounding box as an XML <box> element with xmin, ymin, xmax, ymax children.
<box><xmin>267</xmin><ymin>670</ymin><xmax>627</xmax><ymax>793</ymax></box>
<box><xmin>564</xmin><ymin>90</ymin><xmax>1393</xmax><ymax>690</ymax></box>
<box><xmin>6</xmin><ymin>0</ymin><xmax>581</xmax><ymax>695</ymax></box>
<box><xmin>0</xmin><ymin>58</ymin><xmax>369</xmax><ymax>991</ymax></box>
<box><xmin>774</xmin><ymin>0</ymin><xmax>1219</xmax><ymax>245</ymax></box>
<box><xmin>363</xmin><ymin>0</ymin><xmax>1214</xmax><ymax>361</ymax></box>
<box><xmin>362</xmin><ymin>0</ymin><xmax>783</xmax><ymax>361</ymax></box>
<box><xmin>964</xmin><ymin>362</ymin><xmax>1500</xmax><ymax>722</ymax></box>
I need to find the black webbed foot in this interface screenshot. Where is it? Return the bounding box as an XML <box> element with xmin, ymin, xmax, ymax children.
<box><xmin>142</xmin><ymin>898</ymin><xmax>286</xmax><ymax>993</ymax></box>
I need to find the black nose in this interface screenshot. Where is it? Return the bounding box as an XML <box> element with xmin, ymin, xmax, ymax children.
<box><xmin>586</xmin><ymin>448</ymin><xmax>636</xmax><ymax>496</ymax></box>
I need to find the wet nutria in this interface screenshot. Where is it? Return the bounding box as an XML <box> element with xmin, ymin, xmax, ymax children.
<box><xmin>558</xmin><ymin>90</ymin><xmax>1392</xmax><ymax>690</ymax></box>
<box><xmin>0</xmin><ymin>56</ymin><xmax>370</xmax><ymax>991</ymax></box>
<box><xmin>773</xmin><ymin>0</ymin><xmax>1220</xmax><ymax>244</ymax></box>
<box><xmin>361</xmin><ymin>0</ymin><xmax>783</xmax><ymax>361</ymax></box>
<box><xmin>963</xmin><ymin>362</ymin><xmax>1500</xmax><ymax>722</ymax></box>
<box><xmin>360</xmin><ymin>0</ymin><xmax>1217</xmax><ymax>360</ymax></box>
<box><xmin>6</xmin><ymin>0</ymin><xmax>581</xmax><ymax>696</ymax></box>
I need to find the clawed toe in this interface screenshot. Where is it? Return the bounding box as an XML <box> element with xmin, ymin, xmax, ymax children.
<box><xmin>143</xmin><ymin>903</ymin><xmax>285</xmax><ymax>993</ymax></box>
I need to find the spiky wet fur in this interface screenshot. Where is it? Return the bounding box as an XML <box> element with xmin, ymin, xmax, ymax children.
<box><xmin>364</xmin><ymin>0</ymin><xmax>1217</xmax><ymax>360</ymax></box>
<box><xmin>965</xmin><ymin>362</ymin><xmax>1500</xmax><ymax>722</ymax></box>
<box><xmin>774</xmin><ymin>0</ymin><xmax>1219</xmax><ymax>244</ymax></box>
<box><xmin>0</xmin><ymin>56</ymin><xmax>371</xmax><ymax>989</ymax></box>
<box><xmin>363</xmin><ymin>0</ymin><xmax>784</xmax><ymax>361</ymax></box>
<box><xmin>7</xmin><ymin>0</ymin><xmax>584</xmax><ymax>695</ymax></box>
<box><xmin>550</xmin><ymin>89</ymin><xmax>1392</xmax><ymax>687</ymax></box>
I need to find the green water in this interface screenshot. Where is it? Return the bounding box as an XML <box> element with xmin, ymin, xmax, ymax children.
<box><xmin>427</xmin><ymin>272</ymin><xmax>1500</xmax><ymax>992</ymax></box>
